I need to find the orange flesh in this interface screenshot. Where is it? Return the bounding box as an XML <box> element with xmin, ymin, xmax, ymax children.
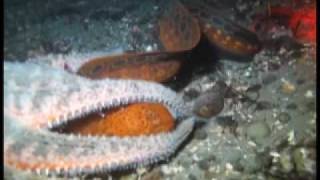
<box><xmin>61</xmin><ymin>103</ymin><xmax>175</xmax><ymax>137</ymax></box>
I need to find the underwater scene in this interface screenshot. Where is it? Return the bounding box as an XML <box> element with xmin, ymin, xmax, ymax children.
<box><xmin>4</xmin><ymin>0</ymin><xmax>316</xmax><ymax>179</ymax></box>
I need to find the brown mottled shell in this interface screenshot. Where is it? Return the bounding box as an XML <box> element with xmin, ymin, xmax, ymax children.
<box><xmin>77</xmin><ymin>52</ymin><xmax>183</xmax><ymax>82</ymax></box>
<box><xmin>77</xmin><ymin>1</ymin><xmax>200</xmax><ymax>82</ymax></box>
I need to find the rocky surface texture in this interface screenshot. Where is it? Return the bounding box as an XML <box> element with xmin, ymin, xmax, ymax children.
<box><xmin>4</xmin><ymin>0</ymin><xmax>316</xmax><ymax>179</ymax></box>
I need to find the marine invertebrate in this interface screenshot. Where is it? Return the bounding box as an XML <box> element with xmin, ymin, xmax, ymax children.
<box><xmin>4</xmin><ymin>62</ymin><xmax>195</xmax><ymax>177</ymax></box>
<box><xmin>4</xmin><ymin>0</ymin><xmax>265</xmax><ymax>178</ymax></box>
<box><xmin>192</xmin><ymin>81</ymin><xmax>227</xmax><ymax>118</ymax></box>
<box><xmin>30</xmin><ymin>0</ymin><xmax>261</xmax><ymax>82</ymax></box>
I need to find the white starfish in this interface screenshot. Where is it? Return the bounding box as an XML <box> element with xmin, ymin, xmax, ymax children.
<box><xmin>4</xmin><ymin>61</ymin><xmax>195</xmax><ymax>177</ymax></box>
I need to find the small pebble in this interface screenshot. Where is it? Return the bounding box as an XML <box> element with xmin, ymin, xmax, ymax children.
<box><xmin>215</xmin><ymin>116</ymin><xmax>238</xmax><ymax>135</ymax></box>
<box><xmin>306</xmin><ymin>101</ymin><xmax>316</xmax><ymax>112</ymax></box>
<box><xmin>194</xmin><ymin>129</ymin><xmax>208</xmax><ymax>140</ymax></box>
<box><xmin>239</xmin><ymin>154</ymin><xmax>263</xmax><ymax>173</ymax></box>
<box><xmin>279</xmin><ymin>152</ymin><xmax>294</xmax><ymax>173</ymax></box>
<box><xmin>292</xmin><ymin>147</ymin><xmax>315</xmax><ymax>175</ymax></box>
<box><xmin>262</xmin><ymin>73</ymin><xmax>277</xmax><ymax>85</ymax></box>
<box><xmin>286</xmin><ymin>103</ymin><xmax>297</xmax><ymax>110</ymax></box>
<box><xmin>246</xmin><ymin>121</ymin><xmax>271</xmax><ymax>145</ymax></box>
<box><xmin>223</xmin><ymin>150</ymin><xmax>241</xmax><ymax>164</ymax></box>
<box><xmin>281</xmin><ymin>80</ymin><xmax>296</xmax><ymax>94</ymax></box>
<box><xmin>278</xmin><ymin>112</ymin><xmax>291</xmax><ymax>123</ymax></box>
<box><xmin>198</xmin><ymin>159</ymin><xmax>211</xmax><ymax>170</ymax></box>
<box><xmin>255</xmin><ymin>101</ymin><xmax>273</xmax><ymax>110</ymax></box>
<box><xmin>119</xmin><ymin>173</ymin><xmax>138</xmax><ymax>180</ymax></box>
<box><xmin>296</xmin><ymin>78</ymin><xmax>305</xmax><ymax>85</ymax></box>
<box><xmin>193</xmin><ymin>92</ymin><xmax>224</xmax><ymax>118</ymax></box>
<box><xmin>268</xmin><ymin>62</ymin><xmax>281</xmax><ymax>71</ymax></box>
<box><xmin>304</xmin><ymin>90</ymin><xmax>314</xmax><ymax>98</ymax></box>
<box><xmin>246</xmin><ymin>84</ymin><xmax>262</xmax><ymax>92</ymax></box>
<box><xmin>246</xmin><ymin>91</ymin><xmax>259</xmax><ymax>101</ymax></box>
<box><xmin>188</xmin><ymin>174</ymin><xmax>197</xmax><ymax>180</ymax></box>
<box><xmin>215</xmin><ymin>116</ymin><xmax>235</xmax><ymax>127</ymax></box>
<box><xmin>141</xmin><ymin>167</ymin><xmax>163</xmax><ymax>180</ymax></box>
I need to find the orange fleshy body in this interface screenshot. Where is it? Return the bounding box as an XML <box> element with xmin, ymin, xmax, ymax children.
<box><xmin>62</xmin><ymin>103</ymin><xmax>175</xmax><ymax>136</ymax></box>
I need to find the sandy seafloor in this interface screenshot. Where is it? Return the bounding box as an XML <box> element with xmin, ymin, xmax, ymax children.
<box><xmin>4</xmin><ymin>0</ymin><xmax>316</xmax><ymax>179</ymax></box>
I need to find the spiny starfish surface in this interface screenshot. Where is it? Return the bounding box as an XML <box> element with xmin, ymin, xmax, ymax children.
<box><xmin>4</xmin><ymin>61</ymin><xmax>195</xmax><ymax>177</ymax></box>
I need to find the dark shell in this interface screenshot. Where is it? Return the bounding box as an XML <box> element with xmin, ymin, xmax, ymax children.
<box><xmin>193</xmin><ymin>82</ymin><xmax>227</xmax><ymax>118</ymax></box>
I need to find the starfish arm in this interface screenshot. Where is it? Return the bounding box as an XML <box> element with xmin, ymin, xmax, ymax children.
<box><xmin>4</xmin><ymin>62</ymin><xmax>194</xmax><ymax>177</ymax></box>
<box><xmin>4</xmin><ymin>114</ymin><xmax>194</xmax><ymax>176</ymax></box>
<box><xmin>4</xmin><ymin>62</ymin><xmax>190</xmax><ymax>129</ymax></box>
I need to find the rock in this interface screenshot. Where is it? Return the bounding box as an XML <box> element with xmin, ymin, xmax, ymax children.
<box><xmin>293</xmin><ymin>148</ymin><xmax>306</xmax><ymax>173</ymax></box>
<box><xmin>296</xmin><ymin>78</ymin><xmax>305</xmax><ymax>85</ymax></box>
<box><xmin>246</xmin><ymin>84</ymin><xmax>262</xmax><ymax>93</ymax></box>
<box><xmin>188</xmin><ymin>174</ymin><xmax>198</xmax><ymax>180</ymax></box>
<box><xmin>223</xmin><ymin>149</ymin><xmax>242</xmax><ymax>165</ymax></box>
<box><xmin>120</xmin><ymin>173</ymin><xmax>138</xmax><ymax>180</ymax></box>
<box><xmin>194</xmin><ymin>128</ymin><xmax>208</xmax><ymax>140</ymax></box>
<box><xmin>278</xmin><ymin>112</ymin><xmax>291</xmax><ymax>123</ymax></box>
<box><xmin>286</xmin><ymin>103</ymin><xmax>297</xmax><ymax>110</ymax></box>
<box><xmin>246</xmin><ymin>121</ymin><xmax>271</xmax><ymax>145</ymax></box>
<box><xmin>215</xmin><ymin>116</ymin><xmax>238</xmax><ymax>135</ymax></box>
<box><xmin>192</xmin><ymin>82</ymin><xmax>227</xmax><ymax>118</ymax></box>
<box><xmin>306</xmin><ymin>101</ymin><xmax>316</xmax><ymax>112</ymax></box>
<box><xmin>262</xmin><ymin>73</ymin><xmax>277</xmax><ymax>85</ymax></box>
<box><xmin>279</xmin><ymin>151</ymin><xmax>294</xmax><ymax>173</ymax></box>
<box><xmin>281</xmin><ymin>80</ymin><xmax>296</xmax><ymax>94</ymax></box>
<box><xmin>197</xmin><ymin>159</ymin><xmax>210</xmax><ymax>170</ymax></box>
<box><xmin>197</xmin><ymin>154</ymin><xmax>216</xmax><ymax>171</ymax></box>
<box><xmin>239</xmin><ymin>154</ymin><xmax>263</xmax><ymax>173</ymax></box>
<box><xmin>193</xmin><ymin>92</ymin><xmax>224</xmax><ymax>118</ymax></box>
<box><xmin>173</xmin><ymin>173</ymin><xmax>189</xmax><ymax>180</ymax></box>
<box><xmin>185</xmin><ymin>166</ymin><xmax>205</xmax><ymax>180</ymax></box>
<box><xmin>142</xmin><ymin>167</ymin><xmax>163</xmax><ymax>180</ymax></box>
<box><xmin>177</xmin><ymin>153</ymin><xmax>193</xmax><ymax>167</ymax></box>
<box><xmin>255</xmin><ymin>101</ymin><xmax>273</xmax><ymax>110</ymax></box>
<box><xmin>293</xmin><ymin>147</ymin><xmax>316</xmax><ymax>175</ymax></box>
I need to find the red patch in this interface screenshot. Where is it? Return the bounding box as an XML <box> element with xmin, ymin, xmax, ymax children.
<box><xmin>269</xmin><ymin>5</ymin><xmax>316</xmax><ymax>43</ymax></box>
<box><xmin>252</xmin><ymin>3</ymin><xmax>316</xmax><ymax>44</ymax></box>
